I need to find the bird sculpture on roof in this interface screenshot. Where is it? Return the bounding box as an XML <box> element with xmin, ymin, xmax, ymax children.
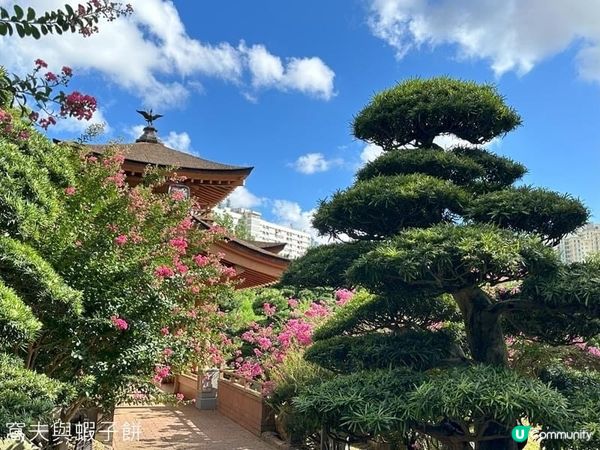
<box><xmin>136</xmin><ymin>109</ymin><xmax>163</xmax><ymax>127</ymax></box>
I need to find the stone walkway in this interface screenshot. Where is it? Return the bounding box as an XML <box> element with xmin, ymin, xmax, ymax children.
<box><xmin>112</xmin><ymin>405</ymin><xmax>274</xmax><ymax>450</ymax></box>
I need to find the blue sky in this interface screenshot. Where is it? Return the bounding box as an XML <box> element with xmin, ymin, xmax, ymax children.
<box><xmin>2</xmin><ymin>0</ymin><xmax>600</xmax><ymax>234</ymax></box>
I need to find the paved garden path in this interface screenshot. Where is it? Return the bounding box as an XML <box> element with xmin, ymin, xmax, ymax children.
<box><xmin>112</xmin><ymin>404</ymin><xmax>274</xmax><ymax>450</ymax></box>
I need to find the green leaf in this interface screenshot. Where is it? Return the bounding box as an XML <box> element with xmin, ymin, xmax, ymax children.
<box><xmin>0</xmin><ymin>7</ymin><xmax>9</xmax><ymax>19</ymax></box>
<box><xmin>26</xmin><ymin>7</ymin><xmax>35</xmax><ymax>21</ymax></box>
<box><xmin>15</xmin><ymin>22</ymin><xmax>25</xmax><ymax>38</ymax></box>
<box><xmin>13</xmin><ymin>5</ymin><xmax>24</xmax><ymax>20</ymax></box>
<box><xmin>0</xmin><ymin>22</ymin><xmax>7</xmax><ymax>36</ymax></box>
<box><xmin>64</xmin><ymin>4</ymin><xmax>74</xmax><ymax>16</ymax></box>
<box><xmin>30</xmin><ymin>25</ymin><xmax>40</xmax><ymax>39</ymax></box>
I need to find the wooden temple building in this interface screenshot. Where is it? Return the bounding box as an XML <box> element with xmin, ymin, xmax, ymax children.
<box><xmin>88</xmin><ymin>123</ymin><xmax>289</xmax><ymax>288</ymax></box>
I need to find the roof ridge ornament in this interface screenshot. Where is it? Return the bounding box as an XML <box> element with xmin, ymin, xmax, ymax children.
<box><xmin>135</xmin><ymin>109</ymin><xmax>163</xmax><ymax>143</ymax></box>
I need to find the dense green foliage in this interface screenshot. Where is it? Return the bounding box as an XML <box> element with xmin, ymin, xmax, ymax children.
<box><xmin>0</xmin><ymin>355</ymin><xmax>74</xmax><ymax>435</ymax></box>
<box><xmin>313</xmin><ymin>292</ymin><xmax>460</xmax><ymax>340</ymax></box>
<box><xmin>305</xmin><ymin>330</ymin><xmax>457</xmax><ymax>373</ymax></box>
<box><xmin>284</xmin><ymin>78</ymin><xmax>599</xmax><ymax>450</ymax></box>
<box><xmin>0</xmin><ymin>109</ymin><xmax>234</xmax><ymax>440</ymax></box>
<box><xmin>353</xmin><ymin>78</ymin><xmax>521</xmax><ymax>148</ymax></box>
<box><xmin>280</xmin><ymin>241</ymin><xmax>374</xmax><ymax>288</ymax></box>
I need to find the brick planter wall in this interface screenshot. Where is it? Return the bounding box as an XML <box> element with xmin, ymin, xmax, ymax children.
<box><xmin>217</xmin><ymin>372</ymin><xmax>275</xmax><ymax>436</ymax></box>
<box><xmin>173</xmin><ymin>373</ymin><xmax>199</xmax><ymax>399</ymax></box>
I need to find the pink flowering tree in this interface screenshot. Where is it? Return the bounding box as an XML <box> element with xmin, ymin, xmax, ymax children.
<box><xmin>218</xmin><ymin>287</ymin><xmax>356</xmax><ymax>392</ymax></box>
<box><xmin>0</xmin><ymin>116</ymin><xmax>235</xmax><ymax>434</ymax></box>
<box><xmin>0</xmin><ymin>2</ymin><xmax>133</xmax><ymax>39</ymax></box>
<box><xmin>1</xmin><ymin>60</ymin><xmax>97</xmax><ymax>131</ymax></box>
<box><xmin>0</xmin><ymin>2</ymin><xmax>133</xmax><ymax>129</ymax></box>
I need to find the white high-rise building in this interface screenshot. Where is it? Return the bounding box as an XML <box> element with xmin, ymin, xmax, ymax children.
<box><xmin>557</xmin><ymin>223</ymin><xmax>600</xmax><ymax>263</ymax></box>
<box><xmin>213</xmin><ymin>207</ymin><xmax>312</xmax><ymax>259</ymax></box>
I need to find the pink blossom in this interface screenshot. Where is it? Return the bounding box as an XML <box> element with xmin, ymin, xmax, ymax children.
<box><xmin>160</xmin><ymin>327</ymin><xmax>170</xmax><ymax>336</ymax></box>
<box><xmin>287</xmin><ymin>298</ymin><xmax>299</xmax><ymax>308</ymax></box>
<box><xmin>263</xmin><ymin>303</ymin><xmax>276</xmax><ymax>317</ymax></box>
<box><xmin>587</xmin><ymin>346</ymin><xmax>600</xmax><ymax>358</ymax></box>
<box><xmin>241</xmin><ymin>330</ymin><xmax>256</xmax><ymax>343</ymax></box>
<box><xmin>335</xmin><ymin>289</ymin><xmax>354</xmax><ymax>306</ymax></box>
<box><xmin>44</xmin><ymin>72</ymin><xmax>57</xmax><ymax>82</ymax></box>
<box><xmin>61</xmin><ymin>66</ymin><xmax>73</xmax><ymax>77</ymax></box>
<box><xmin>177</xmin><ymin>216</ymin><xmax>194</xmax><ymax>231</ymax></box>
<box><xmin>171</xmin><ymin>190</ymin><xmax>187</xmax><ymax>201</ymax></box>
<box><xmin>60</xmin><ymin>91</ymin><xmax>97</xmax><ymax>121</ymax></box>
<box><xmin>17</xmin><ymin>130</ymin><xmax>29</xmax><ymax>141</ymax></box>
<box><xmin>114</xmin><ymin>234</ymin><xmax>128</xmax><ymax>246</ymax></box>
<box><xmin>278</xmin><ymin>319</ymin><xmax>313</xmax><ymax>349</ymax></box>
<box><xmin>193</xmin><ymin>254</ymin><xmax>210</xmax><ymax>267</ymax></box>
<box><xmin>261</xmin><ymin>380</ymin><xmax>275</xmax><ymax>397</ymax></box>
<box><xmin>305</xmin><ymin>302</ymin><xmax>329</xmax><ymax>318</ymax></box>
<box><xmin>257</xmin><ymin>336</ymin><xmax>273</xmax><ymax>351</ymax></box>
<box><xmin>40</xmin><ymin>116</ymin><xmax>56</xmax><ymax>129</ymax></box>
<box><xmin>175</xmin><ymin>393</ymin><xmax>185</xmax><ymax>402</ymax></box>
<box><xmin>175</xmin><ymin>261</ymin><xmax>189</xmax><ymax>274</ymax></box>
<box><xmin>0</xmin><ymin>109</ymin><xmax>11</xmax><ymax>123</ymax></box>
<box><xmin>209</xmin><ymin>225</ymin><xmax>227</xmax><ymax>234</ymax></box>
<box><xmin>110</xmin><ymin>315</ymin><xmax>129</xmax><ymax>331</ymax></box>
<box><xmin>64</xmin><ymin>186</ymin><xmax>77</xmax><ymax>196</ymax></box>
<box><xmin>105</xmin><ymin>172</ymin><xmax>126</xmax><ymax>188</ymax></box>
<box><xmin>34</xmin><ymin>58</ymin><xmax>48</xmax><ymax>68</ymax></box>
<box><xmin>221</xmin><ymin>266</ymin><xmax>237</xmax><ymax>278</ymax></box>
<box><xmin>254</xmin><ymin>348</ymin><xmax>263</xmax><ymax>357</ymax></box>
<box><xmin>237</xmin><ymin>361</ymin><xmax>263</xmax><ymax>380</ymax></box>
<box><xmin>163</xmin><ymin>348</ymin><xmax>174</xmax><ymax>358</ymax></box>
<box><xmin>153</xmin><ymin>364</ymin><xmax>171</xmax><ymax>383</ymax></box>
<box><xmin>169</xmin><ymin>238</ymin><xmax>188</xmax><ymax>253</ymax></box>
<box><xmin>187</xmin><ymin>309</ymin><xmax>197</xmax><ymax>319</ymax></box>
<box><xmin>154</xmin><ymin>265</ymin><xmax>174</xmax><ymax>278</ymax></box>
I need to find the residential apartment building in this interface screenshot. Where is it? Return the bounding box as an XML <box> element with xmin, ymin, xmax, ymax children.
<box><xmin>556</xmin><ymin>223</ymin><xmax>600</xmax><ymax>263</ymax></box>
<box><xmin>213</xmin><ymin>207</ymin><xmax>312</xmax><ymax>259</ymax></box>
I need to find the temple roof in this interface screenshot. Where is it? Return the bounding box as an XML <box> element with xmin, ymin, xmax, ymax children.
<box><xmin>88</xmin><ymin>142</ymin><xmax>253</xmax><ymax>174</ymax></box>
<box><xmin>194</xmin><ymin>218</ymin><xmax>289</xmax><ymax>288</ymax></box>
<box><xmin>246</xmin><ymin>240</ymin><xmax>287</xmax><ymax>255</ymax></box>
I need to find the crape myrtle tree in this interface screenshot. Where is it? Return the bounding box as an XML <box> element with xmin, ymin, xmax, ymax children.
<box><xmin>282</xmin><ymin>78</ymin><xmax>600</xmax><ymax>450</ymax></box>
<box><xmin>0</xmin><ymin>2</ymin><xmax>132</xmax><ymax>129</ymax></box>
<box><xmin>0</xmin><ymin>101</ymin><xmax>236</xmax><ymax>444</ymax></box>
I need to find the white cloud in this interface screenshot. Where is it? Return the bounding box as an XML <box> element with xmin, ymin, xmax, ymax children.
<box><xmin>243</xmin><ymin>44</ymin><xmax>336</xmax><ymax>99</ymax></box>
<box><xmin>225</xmin><ymin>186</ymin><xmax>265</xmax><ymax>209</ymax></box>
<box><xmin>272</xmin><ymin>200</ymin><xmax>316</xmax><ymax>234</ymax></box>
<box><xmin>52</xmin><ymin>108</ymin><xmax>110</xmax><ymax>135</ymax></box>
<box><xmin>433</xmin><ymin>134</ymin><xmax>472</xmax><ymax>149</ymax></box>
<box><xmin>359</xmin><ymin>143</ymin><xmax>384</xmax><ymax>164</ymax></box>
<box><xmin>0</xmin><ymin>0</ymin><xmax>336</xmax><ymax>107</ymax></box>
<box><xmin>126</xmin><ymin>125</ymin><xmax>146</xmax><ymax>141</ymax></box>
<box><xmin>356</xmin><ymin>135</ymin><xmax>502</xmax><ymax>168</ymax></box>
<box><xmin>292</xmin><ymin>152</ymin><xmax>342</xmax><ymax>174</ymax></box>
<box><xmin>163</xmin><ymin>131</ymin><xmax>191</xmax><ymax>152</ymax></box>
<box><xmin>367</xmin><ymin>0</ymin><xmax>600</xmax><ymax>80</ymax></box>
<box><xmin>124</xmin><ymin>125</ymin><xmax>192</xmax><ymax>152</ymax></box>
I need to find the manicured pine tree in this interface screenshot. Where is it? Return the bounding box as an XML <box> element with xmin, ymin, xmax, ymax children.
<box><xmin>283</xmin><ymin>78</ymin><xmax>600</xmax><ymax>450</ymax></box>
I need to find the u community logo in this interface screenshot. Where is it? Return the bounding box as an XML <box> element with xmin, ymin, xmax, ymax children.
<box><xmin>512</xmin><ymin>425</ymin><xmax>595</xmax><ymax>443</ymax></box>
<box><xmin>512</xmin><ymin>425</ymin><xmax>531</xmax><ymax>443</ymax></box>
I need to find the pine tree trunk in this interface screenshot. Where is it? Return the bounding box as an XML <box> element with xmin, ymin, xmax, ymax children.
<box><xmin>453</xmin><ymin>288</ymin><xmax>507</xmax><ymax>366</ymax></box>
<box><xmin>453</xmin><ymin>288</ymin><xmax>516</xmax><ymax>450</ymax></box>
